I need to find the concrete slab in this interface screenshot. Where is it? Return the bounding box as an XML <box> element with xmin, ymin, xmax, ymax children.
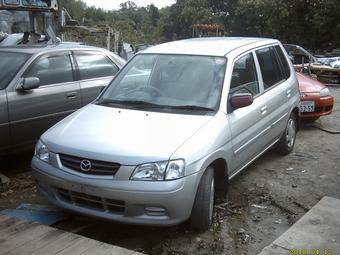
<box><xmin>258</xmin><ymin>196</ymin><xmax>340</xmax><ymax>255</ymax></box>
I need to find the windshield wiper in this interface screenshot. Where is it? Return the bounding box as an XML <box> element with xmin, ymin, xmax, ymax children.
<box><xmin>97</xmin><ymin>100</ymin><xmax>215</xmax><ymax>112</ymax></box>
<box><xmin>97</xmin><ymin>99</ymin><xmax>163</xmax><ymax>108</ymax></box>
<box><xmin>166</xmin><ymin>105</ymin><xmax>215</xmax><ymax>111</ymax></box>
<box><xmin>96</xmin><ymin>98</ymin><xmax>125</xmax><ymax>107</ymax></box>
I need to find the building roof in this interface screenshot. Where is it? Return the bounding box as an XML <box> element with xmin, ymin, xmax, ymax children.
<box><xmin>143</xmin><ymin>37</ymin><xmax>278</xmax><ymax>57</ymax></box>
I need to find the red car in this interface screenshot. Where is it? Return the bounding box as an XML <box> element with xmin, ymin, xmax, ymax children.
<box><xmin>296</xmin><ymin>72</ymin><xmax>334</xmax><ymax>121</ymax></box>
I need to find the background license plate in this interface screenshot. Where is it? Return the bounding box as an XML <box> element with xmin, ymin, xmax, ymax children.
<box><xmin>300</xmin><ymin>101</ymin><xmax>315</xmax><ymax>112</ymax></box>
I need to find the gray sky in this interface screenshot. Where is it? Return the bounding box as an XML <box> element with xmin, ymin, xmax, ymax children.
<box><xmin>81</xmin><ymin>0</ymin><xmax>176</xmax><ymax>10</ymax></box>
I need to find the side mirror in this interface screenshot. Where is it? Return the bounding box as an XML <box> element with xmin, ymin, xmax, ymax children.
<box><xmin>231</xmin><ymin>93</ymin><xmax>253</xmax><ymax>110</ymax></box>
<box><xmin>17</xmin><ymin>77</ymin><xmax>40</xmax><ymax>91</ymax></box>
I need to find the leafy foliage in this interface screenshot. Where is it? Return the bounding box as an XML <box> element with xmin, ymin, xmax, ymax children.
<box><xmin>59</xmin><ymin>0</ymin><xmax>340</xmax><ymax>51</ymax></box>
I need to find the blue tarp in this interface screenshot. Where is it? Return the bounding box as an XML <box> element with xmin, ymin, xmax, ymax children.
<box><xmin>0</xmin><ymin>203</ymin><xmax>67</xmax><ymax>225</ymax></box>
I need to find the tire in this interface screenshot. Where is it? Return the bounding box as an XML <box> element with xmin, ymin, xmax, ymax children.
<box><xmin>190</xmin><ymin>167</ymin><xmax>214</xmax><ymax>231</ymax></box>
<box><xmin>275</xmin><ymin>113</ymin><xmax>297</xmax><ymax>155</ymax></box>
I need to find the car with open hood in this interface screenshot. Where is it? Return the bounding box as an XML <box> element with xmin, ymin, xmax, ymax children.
<box><xmin>284</xmin><ymin>44</ymin><xmax>340</xmax><ymax>85</ymax></box>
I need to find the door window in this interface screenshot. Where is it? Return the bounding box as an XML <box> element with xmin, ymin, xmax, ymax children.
<box><xmin>74</xmin><ymin>53</ymin><xmax>119</xmax><ymax>80</ymax></box>
<box><xmin>274</xmin><ymin>45</ymin><xmax>291</xmax><ymax>79</ymax></box>
<box><xmin>256</xmin><ymin>47</ymin><xmax>284</xmax><ymax>89</ymax></box>
<box><xmin>25</xmin><ymin>54</ymin><xmax>73</xmax><ymax>86</ymax></box>
<box><xmin>230</xmin><ymin>53</ymin><xmax>259</xmax><ymax>95</ymax></box>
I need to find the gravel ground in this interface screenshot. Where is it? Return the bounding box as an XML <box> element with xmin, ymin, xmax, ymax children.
<box><xmin>1</xmin><ymin>87</ymin><xmax>339</xmax><ymax>255</ymax></box>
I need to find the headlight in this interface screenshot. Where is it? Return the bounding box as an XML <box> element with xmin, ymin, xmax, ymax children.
<box><xmin>35</xmin><ymin>140</ymin><xmax>50</xmax><ymax>163</ymax></box>
<box><xmin>320</xmin><ymin>88</ymin><xmax>330</xmax><ymax>97</ymax></box>
<box><xmin>131</xmin><ymin>159</ymin><xmax>185</xmax><ymax>181</ymax></box>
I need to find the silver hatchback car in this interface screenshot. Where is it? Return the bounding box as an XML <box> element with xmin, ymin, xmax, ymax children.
<box><xmin>32</xmin><ymin>37</ymin><xmax>300</xmax><ymax>230</ymax></box>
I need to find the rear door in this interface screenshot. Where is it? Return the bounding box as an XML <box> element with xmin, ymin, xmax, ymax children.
<box><xmin>73</xmin><ymin>51</ymin><xmax>120</xmax><ymax>106</ymax></box>
<box><xmin>6</xmin><ymin>51</ymin><xmax>81</xmax><ymax>149</ymax></box>
<box><xmin>254</xmin><ymin>45</ymin><xmax>293</xmax><ymax>144</ymax></box>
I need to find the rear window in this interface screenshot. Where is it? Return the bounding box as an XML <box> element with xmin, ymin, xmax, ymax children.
<box><xmin>0</xmin><ymin>52</ymin><xmax>30</xmax><ymax>90</ymax></box>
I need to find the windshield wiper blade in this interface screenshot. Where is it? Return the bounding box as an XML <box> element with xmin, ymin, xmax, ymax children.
<box><xmin>96</xmin><ymin>98</ymin><xmax>124</xmax><ymax>106</ymax></box>
<box><xmin>97</xmin><ymin>99</ymin><xmax>162</xmax><ymax>108</ymax></box>
<box><xmin>166</xmin><ymin>105</ymin><xmax>215</xmax><ymax>111</ymax></box>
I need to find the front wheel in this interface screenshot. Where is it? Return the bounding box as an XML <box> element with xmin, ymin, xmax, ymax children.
<box><xmin>275</xmin><ymin>113</ymin><xmax>297</xmax><ymax>155</ymax></box>
<box><xmin>190</xmin><ymin>167</ymin><xmax>214</xmax><ymax>230</ymax></box>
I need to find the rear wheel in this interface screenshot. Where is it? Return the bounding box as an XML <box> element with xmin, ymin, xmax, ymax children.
<box><xmin>275</xmin><ymin>113</ymin><xmax>297</xmax><ymax>155</ymax></box>
<box><xmin>190</xmin><ymin>167</ymin><xmax>214</xmax><ymax>231</ymax></box>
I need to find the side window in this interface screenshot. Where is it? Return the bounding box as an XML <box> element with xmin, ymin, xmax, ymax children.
<box><xmin>256</xmin><ymin>47</ymin><xmax>284</xmax><ymax>89</ymax></box>
<box><xmin>74</xmin><ymin>53</ymin><xmax>119</xmax><ymax>80</ymax></box>
<box><xmin>230</xmin><ymin>53</ymin><xmax>259</xmax><ymax>95</ymax></box>
<box><xmin>25</xmin><ymin>54</ymin><xmax>73</xmax><ymax>86</ymax></box>
<box><xmin>274</xmin><ymin>45</ymin><xmax>291</xmax><ymax>79</ymax></box>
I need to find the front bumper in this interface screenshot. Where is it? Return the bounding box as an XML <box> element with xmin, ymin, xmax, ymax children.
<box><xmin>300</xmin><ymin>95</ymin><xmax>334</xmax><ymax>118</ymax></box>
<box><xmin>31</xmin><ymin>157</ymin><xmax>201</xmax><ymax>226</ymax></box>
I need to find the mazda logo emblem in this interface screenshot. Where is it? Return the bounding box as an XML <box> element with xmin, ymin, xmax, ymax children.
<box><xmin>80</xmin><ymin>160</ymin><xmax>92</xmax><ymax>172</ymax></box>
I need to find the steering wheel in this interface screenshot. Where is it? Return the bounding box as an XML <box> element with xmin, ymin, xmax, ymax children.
<box><xmin>121</xmin><ymin>86</ymin><xmax>163</xmax><ymax>98</ymax></box>
<box><xmin>139</xmin><ymin>86</ymin><xmax>163</xmax><ymax>97</ymax></box>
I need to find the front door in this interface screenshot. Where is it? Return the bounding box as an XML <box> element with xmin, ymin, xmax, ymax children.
<box><xmin>227</xmin><ymin>52</ymin><xmax>268</xmax><ymax>175</ymax></box>
<box><xmin>6</xmin><ymin>52</ymin><xmax>81</xmax><ymax>150</ymax></box>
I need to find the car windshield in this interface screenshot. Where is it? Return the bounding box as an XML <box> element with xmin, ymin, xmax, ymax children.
<box><xmin>0</xmin><ymin>52</ymin><xmax>30</xmax><ymax>90</ymax></box>
<box><xmin>99</xmin><ymin>54</ymin><xmax>227</xmax><ymax>112</ymax></box>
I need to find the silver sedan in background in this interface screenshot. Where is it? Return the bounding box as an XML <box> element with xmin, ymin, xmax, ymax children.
<box><xmin>0</xmin><ymin>44</ymin><xmax>125</xmax><ymax>154</ymax></box>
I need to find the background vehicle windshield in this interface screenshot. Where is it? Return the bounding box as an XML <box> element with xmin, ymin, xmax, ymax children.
<box><xmin>0</xmin><ymin>52</ymin><xmax>30</xmax><ymax>90</ymax></box>
<box><xmin>101</xmin><ymin>54</ymin><xmax>227</xmax><ymax>110</ymax></box>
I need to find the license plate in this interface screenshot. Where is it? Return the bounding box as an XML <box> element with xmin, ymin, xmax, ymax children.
<box><xmin>300</xmin><ymin>101</ymin><xmax>315</xmax><ymax>112</ymax></box>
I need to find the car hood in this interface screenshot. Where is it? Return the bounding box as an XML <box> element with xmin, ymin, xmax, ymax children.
<box><xmin>296</xmin><ymin>72</ymin><xmax>326</xmax><ymax>93</ymax></box>
<box><xmin>42</xmin><ymin>104</ymin><xmax>213</xmax><ymax>165</ymax></box>
<box><xmin>315</xmin><ymin>56</ymin><xmax>340</xmax><ymax>68</ymax></box>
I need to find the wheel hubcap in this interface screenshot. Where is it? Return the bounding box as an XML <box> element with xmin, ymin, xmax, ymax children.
<box><xmin>286</xmin><ymin>118</ymin><xmax>296</xmax><ymax>148</ymax></box>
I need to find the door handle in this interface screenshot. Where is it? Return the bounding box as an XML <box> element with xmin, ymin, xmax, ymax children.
<box><xmin>286</xmin><ymin>90</ymin><xmax>291</xmax><ymax>98</ymax></box>
<box><xmin>260</xmin><ymin>106</ymin><xmax>267</xmax><ymax>115</ymax></box>
<box><xmin>66</xmin><ymin>92</ymin><xmax>77</xmax><ymax>99</ymax></box>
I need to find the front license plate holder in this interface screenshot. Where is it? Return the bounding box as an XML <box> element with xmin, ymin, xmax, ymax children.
<box><xmin>300</xmin><ymin>101</ymin><xmax>315</xmax><ymax>112</ymax></box>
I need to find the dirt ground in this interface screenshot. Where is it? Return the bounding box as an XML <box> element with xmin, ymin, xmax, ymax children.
<box><xmin>1</xmin><ymin>87</ymin><xmax>340</xmax><ymax>255</ymax></box>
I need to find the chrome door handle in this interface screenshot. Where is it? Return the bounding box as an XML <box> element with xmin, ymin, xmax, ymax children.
<box><xmin>286</xmin><ymin>90</ymin><xmax>291</xmax><ymax>98</ymax></box>
<box><xmin>260</xmin><ymin>106</ymin><xmax>267</xmax><ymax>115</ymax></box>
<box><xmin>66</xmin><ymin>92</ymin><xmax>77</xmax><ymax>99</ymax></box>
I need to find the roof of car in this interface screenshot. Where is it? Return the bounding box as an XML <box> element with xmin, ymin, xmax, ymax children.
<box><xmin>0</xmin><ymin>43</ymin><xmax>108</xmax><ymax>55</ymax></box>
<box><xmin>143</xmin><ymin>37</ymin><xmax>278</xmax><ymax>57</ymax></box>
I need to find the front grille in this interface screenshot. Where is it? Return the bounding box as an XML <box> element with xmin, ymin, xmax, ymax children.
<box><xmin>59</xmin><ymin>154</ymin><xmax>120</xmax><ymax>176</ymax></box>
<box><xmin>56</xmin><ymin>188</ymin><xmax>125</xmax><ymax>213</ymax></box>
